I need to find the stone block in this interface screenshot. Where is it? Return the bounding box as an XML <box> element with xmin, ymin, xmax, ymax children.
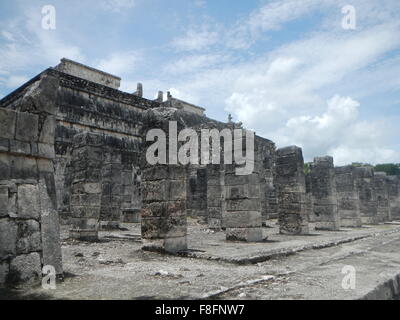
<box><xmin>142</xmin><ymin>180</ymin><xmax>168</xmax><ymax>202</ymax></box>
<box><xmin>0</xmin><ymin>137</ymin><xmax>9</xmax><ymax>152</ymax></box>
<box><xmin>168</xmin><ymin>180</ymin><xmax>186</xmax><ymax>200</ymax></box>
<box><xmin>0</xmin><ymin>108</ymin><xmax>16</xmax><ymax>140</ymax></box>
<box><xmin>39</xmin><ymin>179</ymin><xmax>63</xmax><ymax>275</ymax></box>
<box><xmin>121</xmin><ymin>209</ymin><xmax>141</xmax><ymax>223</ymax></box>
<box><xmin>223</xmin><ymin>211</ymin><xmax>262</xmax><ymax>228</ymax></box>
<box><xmin>0</xmin><ymin>218</ymin><xmax>17</xmax><ymax>259</ymax></box>
<box><xmin>38</xmin><ymin>143</ymin><xmax>55</xmax><ymax>159</ymax></box>
<box><xmin>0</xmin><ymin>154</ymin><xmax>10</xmax><ymax>180</ymax></box>
<box><xmin>279</xmin><ymin>213</ymin><xmax>309</xmax><ymax>235</ymax></box>
<box><xmin>17</xmin><ymin>184</ymin><xmax>40</xmax><ymax>219</ymax></box>
<box><xmin>15</xmin><ymin>112</ymin><xmax>38</xmax><ymax>143</ymax></box>
<box><xmin>225</xmin><ymin>174</ymin><xmax>259</xmax><ymax>186</ymax></box>
<box><xmin>9</xmin><ymin>253</ymin><xmax>42</xmax><ymax>285</ymax></box>
<box><xmin>225</xmin><ymin>184</ymin><xmax>260</xmax><ymax>200</ymax></box>
<box><xmin>225</xmin><ymin>198</ymin><xmax>260</xmax><ymax>211</ymax></box>
<box><xmin>0</xmin><ymin>261</ymin><xmax>9</xmax><ymax>284</ymax></box>
<box><xmin>37</xmin><ymin>158</ymin><xmax>54</xmax><ymax>173</ymax></box>
<box><xmin>164</xmin><ymin>236</ymin><xmax>187</xmax><ymax>253</ymax></box>
<box><xmin>226</xmin><ymin>227</ymin><xmax>263</xmax><ymax>242</ymax></box>
<box><xmin>10</xmin><ymin>139</ymin><xmax>31</xmax><ymax>155</ymax></box>
<box><xmin>10</xmin><ymin>155</ymin><xmax>38</xmax><ymax>180</ymax></box>
<box><xmin>16</xmin><ymin>220</ymin><xmax>41</xmax><ymax>254</ymax></box>
<box><xmin>0</xmin><ymin>186</ymin><xmax>8</xmax><ymax>217</ymax></box>
<box><xmin>83</xmin><ymin>183</ymin><xmax>102</xmax><ymax>194</ymax></box>
<box><xmin>39</xmin><ymin>115</ymin><xmax>55</xmax><ymax>144</ymax></box>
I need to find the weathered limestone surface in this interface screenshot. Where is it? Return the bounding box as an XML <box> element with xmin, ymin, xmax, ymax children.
<box><xmin>187</xmin><ymin>166</ymin><xmax>207</xmax><ymax>223</ymax></box>
<box><xmin>55</xmin><ymin>58</ymin><xmax>121</xmax><ymax>89</ymax></box>
<box><xmin>140</xmin><ymin>108</ymin><xmax>188</xmax><ymax>253</ymax></box>
<box><xmin>256</xmin><ymin>137</ymin><xmax>276</xmax><ymax>222</ymax></box>
<box><xmin>305</xmin><ymin>172</ymin><xmax>315</xmax><ymax>230</ymax></box>
<box><xmin>276</xmin><ymin>146</ymin><xmax>309</xmax><ymax>234</ymax></box>
<box><xmin>355</xmin><ymin>167</ymin><xmax>379</xmax><ymax>225</ymax></box>
<box><xmin>310</xmin><ymin>156</ymin><xmax>340</xmax><ymax>230</ymax></box>
<box><xmin>387</xmin><ymin>176</ymin><xmax>400</xmax><ymax>220</ymax></box>
<box><xmin>335</xmin><ymin>166</ymin><xmax>362</xmax><ymax>227</ymax></box>
<box><xmin>207</xmin><ymin>164</ymin><xmax>224</xmax><ymax>230</ymax></box>
<box><xmin>69</xmin><ymin>133</ymin><xmax>104</xmax><ymax>241</ymax></box>
<box><xmin>224</xmin><ymin>132</ymin><xmax>263</xmax><ymax>242</ymax></box>
<box><xmin>373</xmin><ymin>172</ymin><xmax>391</xmax><ymax>222</ymax></box>
<box><xmin>0</xmin><ymin>74</ymin><xmax>62</xmax><ymax>286</ymax></box>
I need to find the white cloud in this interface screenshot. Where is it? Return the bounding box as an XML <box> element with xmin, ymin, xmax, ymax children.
<box><xmin>272</xmin><ymin>95</ymin><xmax>399</xmax><ymax>165</ymax></box>
<box><xmin>226</xmin><ymin>0</ymin><xmax>328</xmax><ymax>49</ymax></box>
<box><xmin>101</xmin><ymin>0</ymin><xmax>136</xmax><ymax>12</ymax></box>
<box><xmin>96</xmin><ymin>51</ymin><xmax>140</xmax><ymax>77</ymax></box>
<box><xmin>163</xmin><ymin>54</ymin><xmax>230</xmax><ymax>75</ymax></box>
<box><xmin>162</xmin><ymin>2</ymin><xmax>400</xmax><ymax>165</ymax></box>
<box><xmin>3</xmin><ymin>75</ymin><xmax>30</xmax><ymax>88</ymax></box>
<box><xmin>172</xmin><ymin>27</ymin><xmax>219</xmax><ymax>51</ymax></box>
<box><xmin>1</xmin><ymin>31</ymin><xmax>15</xmax><ymax>42</ymax></box>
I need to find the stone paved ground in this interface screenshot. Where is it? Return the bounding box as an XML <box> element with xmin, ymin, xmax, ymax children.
<box><xmin>2</xmin><ymin>220</ymin><xmax>400</xmax><ymax>300</ymax></box>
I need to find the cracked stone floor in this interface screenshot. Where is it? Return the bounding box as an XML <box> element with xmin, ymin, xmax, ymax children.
<box><xmin>2</xmin><ymin>219</ymin><xmax>400</xmax><ymax>300</ymax></box>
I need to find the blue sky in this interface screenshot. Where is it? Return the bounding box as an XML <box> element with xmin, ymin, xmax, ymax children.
<box><xmin>0</xmin><ymin>0</ymin><xmax>399</xmax><ymax>165</ymax></box>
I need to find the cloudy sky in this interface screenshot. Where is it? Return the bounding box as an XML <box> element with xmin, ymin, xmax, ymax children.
<box><xmin>0</xmin><ymin>0</ymin><xmax>399</xmax><ymax>165</ymax></box>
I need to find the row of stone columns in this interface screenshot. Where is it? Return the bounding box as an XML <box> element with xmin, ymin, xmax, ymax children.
<box><xmin>275</xmin><ymin>147</ymin><xmax>400</xmax><ymax>235</ymax></box>
<box><xmin>69</xmin><ymin>119</ymin><xmax>400</xmax><ymax>250</ymax></box>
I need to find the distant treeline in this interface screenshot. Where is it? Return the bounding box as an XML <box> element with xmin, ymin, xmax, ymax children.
<box><xmin>351</xmin><ymin>163</ymin><xmax>400</xmax><ymax>176</ymax></box>
<box><xmin>303</xmin><ymin>162</ymin><xmax>400</xmax><ymax>176</ymax></box>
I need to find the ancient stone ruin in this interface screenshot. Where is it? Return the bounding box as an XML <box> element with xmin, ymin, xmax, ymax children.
<box><xmin>309</xmin><ymin>156</ymin><xmax>340</xmax><ymax>231</ymax></box>
<box><xmin>0</xmin><ymin>58</ymin><xmax>399</xmax><ymax>287</ymax></box>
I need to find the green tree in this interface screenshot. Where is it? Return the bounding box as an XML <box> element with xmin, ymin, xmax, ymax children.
<box><xmin>374</xmin><ymin>163</ymin><xmax>400</xmax><ymax>176</ymax></box>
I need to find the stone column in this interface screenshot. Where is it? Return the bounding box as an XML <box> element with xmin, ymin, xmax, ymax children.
<box><xmin>310</xmin><ymin>156</ymin><xmax>340</xmax><ymax>230</ymax></box>
<box><xmin>335</xmin><ymin>166</ymin><xmax>362</xmax><ymax>227</ymax></box>
<box><xmin>223</xmin><ymin>133</ymin><xmax>263</xmax><ymax>242</ymax></box>
<box><xmin>100</xmin><ymin>146</ymin><xmax>122</xmax><ymax>230</ymax></box>
<box><xmin>0</xmin><ymin>74</ymin><xmax>62</xmax><ymax>286</ymax></box>
<box><xmin>276</xmin><ymin>146</ymin><xmax>309</xmax><ymax>234</ymax></box>
<box><xmin>140</xmin><ymin>108</ymin><xmax>188</xmax><ymax>253</ymax></box>
<box><xmin>305</xmin><ymin>172</ymin><xmax>315</xmax><ymax>230</ymax></box>
<box><xmin>355</xmin><ymin>167</ymin><xmax>379</xmax><ymax>225</ymax></box>
<box><xmin>207</xmin><ymin>164</ymin><xmax>224</xmax><ymax>230</ymax></box>
<box><xmin>69</xmin><ymin>133</ymin><xmax>103</xmax><ymax>241</ymax></box>
<box><xmin>120</xmin><ymin>139</ymin><xmax>142</xmax><ymax>223</ymax></box>
<box><xmin>387</xmin><ymin>176</ymin><xmax>400</xmax><ymax>221</ymax></box>
<box><xmin>188</xmin><ymin>167</ymin><xmax>207</xmax><ymax>223</ymax></box>
<box><xmin>374</xmin><ymin>172</ymin><xmax>390</xmax><ymax>222</ymax></box>
<box><xmin>141</xmin><ymin>164</ymin><xmax>187</xmax><ymax>253</ymax></box>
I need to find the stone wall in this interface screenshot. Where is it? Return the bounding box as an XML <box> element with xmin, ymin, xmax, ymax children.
<box><xmin>0</xmin><ymin>68</ymin><xmax>150</xmax><ymax>227</ymax></box>
<box><xmin>335</xmin><ymin>166</ymin><xmax>362</xmax><ymax>227</ymax></box>
<box><xmin>0</xmin><ymin>74</ymin><xmax>62</xmax><ymax>286</ymax></box>
<box><xmin>310</xmin><ymin>156</ymin><xmax>340</xmax><ymax>230</ymax></box>
<box><xmin>276</xmin><ymin>146</ymin><xmax>309</xmax><ymax>234</ymax></box>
